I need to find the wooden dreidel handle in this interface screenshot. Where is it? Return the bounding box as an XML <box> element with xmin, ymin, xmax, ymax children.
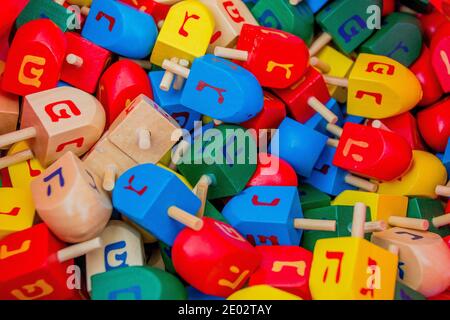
<box><xmin>168</xmin><ymin>206</ymin><xmax>204</xmax><ymax>231</ymax></box>
<box><xmin>371</xmin><ymin>120</ymin><xmax>392</xmax><ymax>132</ymax></box>
<box><xmin>364</xmin><ymin>220</ymin><xmax>387</xmax><ymax>233</ymax></box>
<box><xmin>310</xmin><ymin>57</ymin><xmax>331</xmax><ymax>74</ymax></box>
<box><xmin>344</xmin><ymin>174</ymin><xmax>378</xmax><ymax>192</ymax></box>
<box><xmin>307</xmin><ymin>96</ymin><xmax>338</xmax><ymax>124</ymax></box>
<box><xmin>0</xmin><ymin>128</ymin><xmax>37</xmax><ymax>170</ymax></box>
<box><xmin>323</xmin><ymin>75</ymin><xmax>349</xmax><ymax>88</ymax></box>
<box><xmin>289</xmin><ymin>0</ymin><xmax>304</xmax><ymax>5</ymax></box>
<box><xmin>162</xmin><ymin>58</ymin><xmax>190</xmax><ymax>79</ymax></box>
<box><xmin>432</xmin><ymin>214</ymin><xmax>450</xmax><ymax>228</ymax></box>
<box><xmin>102</xmin><ymin>164</ymin><xmax>118</xmax><ymax>192</ymax></box>
<box><xmin>309</xmin><ymin>33</ymin><xmax>333</xmax><ymax>57</ymax></box>
<box><xmin>388</xmin><ymin>216</ymin><xmax>430</xmax><ymax>231</ymax></box>
<box><xmin>137</xmin><ymin>127</ymin><xmax>151</xmax><ymax>150</ymax></box>
<box><xmin>351</xmin><ymin>202</ymin><xmax>367</xmax><ymax>238</ymax></box>
<box><xmin>435</xmin><ymin>181</ymin><xmax>450</xmax><ymax>197</ymax></box>
<box><xmin>160</xmin><ymin>57</ymin><xmax>179</xmax><ymax>91</ymax></box>
<box><xmin>66</xmin><ymin>53</ymin><xmax>84</xmax><ymax>67</ymax></box>
<box><xmin>0</xmin><ymin>148</ymin><xmax>33</xmax><ymax>170</ymax></box>
<box><xmin>293</xmin><ymin>218</ymin><xmax>336</xmax><ymax>232</ymax></box>
<box><xmin>326</xmin><ymin>123</ymin><xmax>343</xmax><ymax>137</ymax></box>
<box><xmin>173</xmin><ymin>59</ymin><xmax>190</xmax><ymax>90</ymax></box>
<box><xmin>192</xmin><ymin>175</ymin><xmax>214</xmax><ymax>218</ymax></box>
<box><xmin>327</xmin><ymin>138</ymin><xmax>339</xmax><ymax>148</ymax></box>
<box><xmin>57</xmin><ymin>237</ymin><xmax>103</xmax><ymax>263</ymax></box>
<box><xmin>214</xmin><ymin>47</ymin><xmax>249</xmax><ymax>61</ymax></box>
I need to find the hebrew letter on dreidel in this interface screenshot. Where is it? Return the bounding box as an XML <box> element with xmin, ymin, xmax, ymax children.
<box><xmin>259</xmin><ymin>10</ymin><xmax>282</xmax><ymax>30</ymax></box>
<box><xmin>441</xmin><ymin>50</ymin><xmax>450</xmax><ymax>75</ymax></box>
<box><xmin>251</xmin><ymin>195</ymin><xmax>280</xmax><ymax>207</ymax></box>
<box><xmin>124</xmin><ymin>175</ymin><xmax>148</xmax><ymax>196</ymax></box>
<box><xmin>215</xmin><ymin>221</ymin><xmax>246</xmax><ymax>242</ymax></box>
<box><xmin>11</xmin><ymin>279</ymin><xmax>54</xmax><ymax>300</ymax></box>
<box><xmin>44</xmin><ymin>167</ymin><xmax>65</xmax><ymax>196</ymax></box>
<box><xmin>355</xmin><ymin>91</ymin><xmax>383</xmax><ymax>105</ymax></box>
<box><xmin>45</xmin><ymin>100</ymin><xmax>81</xmax><ymax>123</ymax></box>
<box><xmin>179</xmin><ymin>12</ymin><xmax>200</xmax><ymax>37</ymax></box>
<box><xmin>342</xmin><ymin>139</ymin><xmax>369</xmax><ymax>162</ymax></box>
<box><xmin>56</xmin><ymin>137</ymin><xmax>84</xmax><ymax>153</ymax></box>
<box><xmin>266</xmin><ymin>61</ymin><xmax>294</xmax><ymax>79</ymax></box>
<box><xmin>196</xmin><ymin>81</ymin><xmax>226</xmax><ymax>104</ymax></box>
<box><xmin>0</xmin><ymin>207</ymin><xmax>20</xmax><ymax>217</ymax></box>
<box><xmin>104</xmin><ymin>241</ymin><xmax>129</xmax><ymax>271</ymax></box>
<box><xmin>18</xmin><ymin>55</ymin><xmax>46</xmax><ymax>88</ymax></box>
<box><xmin>96</xmin><ymin>11</ymin><xmax>116</xmax><ymax>31</ymax></box>
<box><xmin>387</xmin><ymin>41</ymin><xmax>409</xmax><ymax>58</ymax></box>
<box><xmin>223</xmin><ymin>1</ymin><xmax>245</xmax><ymax>23</ymax></box>
<box><xmin>0</xmin><ymin>240</ymin><xmax>31</xmax><ymax>260</ymax></box>
<box><xmin>395</xmin><ymin>231</ymin><xmax>423</xmax><ymax>241</ymax></box>
<box><xmin>322</xmin><ymin>251</ymin><xmax>344</xmax><ymax>283</ymax></box>
<box><xmin>27</xmin><ymin>160</ymin><xmax>42</xmax><ymax>177</ymax></box>
<box><xmin>272</xmin><ymin>260</ymin><xmax>306</xmax><ymax>276</ymax></box>
<box><xmin>366</xmin><ymin>62</ymin><xmax>395</xmax><ymax>75</ymax></box>
<box><xmin>108</xmin><ymin>286</ymin><xmax>141</xmax><ymax>300</ymax></box>
<box><xmin>260</xmin><ymin>29</ymin><xmax>288</xmax><ymax>39</ymax></box>
<box><xmin>218</xmin><ymin>265</ymin><xmax>250</xmax><ymax>290</ymax></box>
<box><xmin>338</xmin><ymin>15</ymin><xmax>367</xmax><ymax>43</ymax></box>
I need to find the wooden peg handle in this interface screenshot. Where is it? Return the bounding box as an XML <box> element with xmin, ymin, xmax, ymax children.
<box><xmin>66</xmin><ymin>53</ymin><xmax>83</xmax><ymax>67</ymax></box>
<box><xmin>326</xmin><ymin>123</ymin><xmax>343</xmax><ymax>137</ymax></box>
<box><xmin>81</xmin><ymin>6</ymin><xmax>90</xmax><ymax>16</ymax></box>
<box><xmin>289</xmin><ymin>0</ymin><xmax>303</xmax><ymax>5</ymax></box>
<box><xmin>364</xmin><ymin>220</ymin><xmax>387</xmax><ymax>233</ymax></box>
<box><xmin>327</xmin><ymin>138</ymin><xmax>339</xmax><ymax>148</ymax></box>
<box><xmin>57</xmin><ymin>237</ymin><xmax>103</xmax><ymax>262</ymax></box>
<box><xmin>137</xmin><ymin>128</ymin><xmax>151</xmax><ymax>150</ymax></box>
<box><xmin>435</xmin><ymin>184</ymin><xmax>450</xmax><ymax>197</ymax></box>
<box><xmin>173</xmin><ymin>59</ymin><xmax>190</xmax><ymax>90</ymax></box>
<box><xmin>103</xmin><ymin>165</ymin><xmax>117</xmax><ymax>192</ymax></box>
<box><xmin>54</xmin><ymin>0</ymin><xmax>65</xmax><ymax>5</ymax></box>
<box><xmin>0</xmin><ymin>127</ymin><xmax>37</xmax><ymax>149</ymax></box>
<box><xmin>168</xmin><ymin>206</ymin><xmax>204</xmax><ymax>231</ymax></box>
<box><xmin>432</xmin><ymin>214</ymin><xmax>450</xmax><ymax>228</ymax></box>
<box><xmin>388</xmin><ymin>216</ymin><xmax>429</xmax><ymax>231</ymax></box>
<box><xmin>214</xmin><ymin>47</ymin><xmax>249</xmax><ymax>61</ymax></box>
<box><xmin>0</xmin><ymin>149</ymin><xmax>34</xmax><ymax>170</ymax></box>
<box><xmin>162</xmin><ymin>59</ymin><xmax>190</xmax><ymax>79</ymax></box>
<box><xmin>309</xmin><ymin>32</ymin><xmax>332</xmax><ymax>57</ymax></box>
<box><xmin>307</xmin><ymin>96</ymin><xmax>338</xmax><ymax>124</ymax></box>
<box><xmin>294</xmin><ymin>218</ymin><xmax>336</xmax><ymax>231</ymax></box>
<box><xmin>351</xmin><ymin>202</ymin><xmax>367</xmax><ymax>238</ymax></box>
<box><xmin>345</xmin><ymin>174</ymin><xmax>378</xmax><ymax>192</ymax></box>
<box><xmin>371</xmin><ymin>120</ymin><xmax>391</xmax><ymax>131</ymax></box>
<box><xmin>310</xmin><ymin>57</ymin><xmax>331</xmax><ymax>74</ymax></box>
<box><xmin>193</xmin><ymin>175</ymin><xmax>214</xmax><ymax>218</ymax></box>
<box><xmin>160</xmin><ymin>57</ymin><xmax>179</xmax><ymax>91</ymax></box>
<box><xmin>323</xmin><ymin>75</ymin><xmax>349</xmax><ymax>88</ymax></box>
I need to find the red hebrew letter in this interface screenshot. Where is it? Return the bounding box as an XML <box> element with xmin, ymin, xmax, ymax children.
<box><xmin>366</xmin><ymin>62</ymin><xmax>395</xmax><ymax>75</ymax></box>
<box><xmin>210</xmin><ymin>31</ymin><xmax>222</xmax><ymax>44</ymax></box>
<box><xmin>179</xmin><ymin>12</ymin><xmax>200</xmax><ymax>37</ymax></box>
<box><xmin>26</xmin><ymin>160</ymin><xmax>41</xmax><ymax>177</ymax></box>
<box><xmin>45</xmin><ymin>100</ymin><xmax>81</xmax><ymax>123</ymax></box>
<box><xmin>251</xmin><ymin>195</ymin><xmax>280</xmax><ymax>207</ymax></box>
<box><xmin>355</xmin><ymin>91</ymin><xmax>383</xmax><ymax>105</ymax></box>
<box><xmin>56</xmin><ymin>137</ymin><xmax>84</xmax><ymax>152</ymax></box>
<box><xmin>96</xmin><ymin>11</ymin><xmax>116</xmax><ymax>31</ymax></box>
<box><xmin>322</xmin><ymin>251</ymin><xmax>344</xmax><ymax>283</ymax></box>
<box><xmin>223</xmin><ymin>1</ymin><xmax>245</xmax><ymax>23</ymax></box>
<box><xmin>246</xmin><ymin>234</ymin><xmax>279</xmax><ymax>245</ymax></box>
<box><xmin>124</xmin><ymin>175</ymin><xmax>148</xmax><ymax>196</ymax></box>
<box><xmin>0</xmin><ymin>207</ymin><xmax>20</xmax><ymax>216</ymax></box>
<box><xmin>196</xmin><ymin>81</ymin><xmax>226</xmax><ymax>104</ymax></box>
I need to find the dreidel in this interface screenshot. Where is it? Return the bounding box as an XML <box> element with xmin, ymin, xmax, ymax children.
<box><xmin>0</xmin><ymin>89</ymin><xmax>19</xmax><ymax>138</ymax></box>
<box><xmin>331</xmin><ymin>122</ymin><xmax>413</xmax><ymax>181</ymax></box>
<box><xmin>371</xmin><ymin>227</ymin><xmax>450</xmax><ymax>297</ymax></box>
<box><xmin>246</xmin><ymin>153</ymin><xmax>299</xmax><ymax>188</ymax></box>
<box><xmin>172</xmin><ymin>217</ymin><xmax>261</xmax><ymax>297</ymax></box>
<box><xmin>0</xmin><ymin>188</ymin><xmax>35</xmax><ymax>240</ymax></box>
<box><xmin>84</xmin><ymin>94</ymin><xmax>182</xmax><ymax>191</ymax></box>
<box><xmin>162</xmin><ymin>54</ymin><xmax>263</xmax><ymax>123</ymax></box>
<box><xmin>30</xmin><ymin>151</ymin><xmax>112</xmax><ymax>243</ymax></box>
<box><xmin>0</xmin><ymin>223</ymin><xmax>103</xmax><ymax>300</ymax></box>
<box><xmin>81</xmin><ymin>0</ymin><xmax>158</xmax><ymax>59</ymax></box>
<box><xmin>309</xmin><ymin>202</ymin><xmax>399</xmax><ymax>300</ymax></box>
<box><xmin>0</xmin><ymin>86</ymin><xmax>105</xmax><ymax>169</ymax></box>
<box><xmin>112</xmin><ymin>163</ymin><xmax>203</xmax><ymax>246</ymax></box>
<box><xmin>228</xmin><ymin>285</ymin><xmax>302</xmax><ymax>300</ymax></box>
<box><xmin>85</xmin><ymin>220</ymin><xmax>145</xmax><ymax>292</ymax></box>
<box><xmin>408</xmin><ymin>198</ymin><xmax>450</xmax><ymax>237</ymax></box>
<box><xmin>120</xmin><ymin>0</ymin><xmax>171</xmax><ymax>28</ymax></box>
<box><xmin>430</xmin><ymin>22</ymin><xmax>450</xmax><ymax>92</ymax></box>
<box><xmin>1</xmin><ymin>19</ymin><xmax>66</xmax><ymax>96</ymax></box>
<box><xmin>417</xmin><ymin>97</ymin><xmax>450</xmax><ymax>152</ymax></box>
<box><xmin>0</xmin><ymin>0</ymin><xmax>29</xmax><ymax>37</ymax></box>
<box><xmin>6</xmin><ymin>142</ymin><xmax>44</xmax><ymax>188</ymax></box>
<box><xmin>222</xmin><ymin>186</ymin><xmax>337</xmax><ymax>246</ymax></box>
<box><xmin>323</xmin><ymin>54</ymin><xmax>423</xmax><ymax>119</ymax></box>
<box><xmin>98</xmin><ymin>60</ymin><xmax>154</xmax><ymax>127</ymax></box>
<box><xmin>214</xmin><ymin>24</ymin><xmax>310</xmax><ymax>89</ymax></box>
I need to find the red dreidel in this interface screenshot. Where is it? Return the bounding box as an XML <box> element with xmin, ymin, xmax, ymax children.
<box><xmin>172</xmin><ymin>217</ymin><xmax>261</xmax><ymax>297</ymax></box>
<box><xmin>417</xmin><ymin>9</ymin><xmax>448</xmax><ymax>44</ymax></box>
<box><xmin>246</xmin><ymin>153</ymin><xmax>298</xmax><ymax>188</ymax></box>
<box><xmin>324</xmin><ymin>53</ymin><xmax>423</xmax><ymax>119</ymax></box>
<box><xmin>98</xmin><ymin>60</ymin><xmax>153</xmax><ymax>127</ymax></box>
<box><xmin>1</xmin><ymin>19</ymin><xmax>66</xmax><ymax>96</ymax></box>
<box><xmin>214</xmin><ymin>24</ymin><xmax>310</xmax><ymax>89</ymax></box>
<box><xmin>0</xmin><ymin>0</ymin><xmax>29</xmax><ymax>37</ymax></box>
<box><xmin>120</xmin><ymin>0</ymin><xmax>171</xmax><ymax>27</ymax></box>
<box><xmin>0</xmin><ymin>86</ymin><xmax>106</xmax><ymax>169</ymax></box>
<box><xmin>0</xmin><ymin>223</ymin><xmax>102</xmax><ymax>300</ymax></box>
<box><xmin>417</xmin><ymin>97</ymin><xmax>450</xmax><ymax>152</ymax></box>
<box><xmin>331</xmin><ymin>122</ymin><xmax>413</xmax><ymax>181</ymax></box>
<box><xmin>430</xmin><ymin>21</ymin><xmax>450</xmax><ymax>92</ymax></box>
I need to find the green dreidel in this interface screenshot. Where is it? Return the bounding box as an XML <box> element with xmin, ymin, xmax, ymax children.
<box><xmin>298</xmin><ymin>183</ymin><xmax>332</xmax><ymax>211</ymax></box>
<box><xmin>360</xmin><ymin>13</ymin><xmax>423</xmax><ymax>67</ymax></box>
<box><xmin>407</xmin><ymin>198</ymin><xmax>450</xmax><ymax>237</ymax></box>
<box><xmin>177</xmin><ymin>124</ymin><xmax>257</xmax><ymax>200</ymax></box>
<box><xmin>91</xmin><ymin>266</ymin><xmax>186</xmax><ymax>300</ymax></box>
<box><xmin>394</xmin><ymin>281</ymin><xmax>426</xmax><ymax>300</ymax></box>
<box><xmin>159</xmin><ymin>242</ymin><xmax>177</xmax><ymax>275</ymax></box>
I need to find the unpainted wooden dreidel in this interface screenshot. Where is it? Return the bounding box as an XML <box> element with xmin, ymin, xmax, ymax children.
<box><xmin>1</xmin><ymin>19</ymin><xmax>66</xmax><ymax>96</ymax></box>
<box><xmin>113</xmin><ymin>163</ymin><xmax>203</xmax><ymax>246</ymax></box>
<box><xmin>30</xmin><ymin>151</ymin><xmax>112</xmax><ymax>243</ymax></box>
<box><xmin>85</xmin><ymin>220</ymin><xmax>145</xmax><ymax>292</ymax></box>
<box><xmin>222</xmin><ymin>186</ymin><xmax>336</xmax><ymax>246</ymax></box>
<box><xmin>250</xmin><ymin>0</ymin><xmax>314</xmax><ymax>44</ymax></box>
<box><xmin>81</xmin><ymin>0</ymin><xmax>158</xmax><ymax>58</ymax></box>
<box><xmin>0</xmin><ymin>188</ymin><xmax>35</xmax><ymax>240</ymax></box>
<box><xmin>411</xmin><ymin>46</ymin><xmax>444</xmax><ymax>107</ymax></box>
<box><xmin>60</xmin><ymin>32</ymin><xmax>111</xmax><ymax>94</ymax></box>
<box><xmin>0</xmin><ymin>89</ymin><xmax>19</xmax><ymax>138</ymax></box>
<box><xmin>324</xmin><ymin>54</ymin><xmax>423</xmax><ymax>119</ymax></box>
<box><xmin>333</xmin><ymin>190</ymin><xmax>409</xmax><ymax>223</ymax></box>
<box><xmin>0</xmin><ymin>86</ymin><xmax>105</xmax><ymax>169</ymax></box>
<box><xmin>360</xmin><ymin>12</ymin><xmax>423</xmax><ymax>67</ymax></box>
<box><xmin>311</xmin><ymin>0</ymin><xmax>382</xmax><ymax>56</ymax></box>
<box><xmin>91</xmin><ymin>266</ymin><xmax>187</xmax><ymax>300</ymax></box>
<box><xmin>430</xmin><ymin>22</ymin><xmax>450</xmax><ymax>92</ymax></box>
<box><xmin>0</xmin><ymin>223</ymin><xmax>102</xmax><ymax>300</ymax></box>
<box><xmin>214</xmin><ymin>24</ymin><xmax>310</xmax><ymax>89</ymax></box>
<box><xmin>408</xmin><ymin>198</ymin><xmax>450</xmax><ymax>237</ymax></box>
<box><xmin>246</xmin><ymin>153</ymin><xmax>298</xmax><ymax>188</ymax></box>
<box><xmin>332</xmin><ymin>122</ymin><xmax>413</xmax><ymax>181</ymax></box>
<box><xmin>177</xmin><ymin>124</ymin><xmax>257</xmax><ymax>199</ymax></box>
<box><xmin>417</xmin><ymin>97</ymin><xmax>450</xmax><ymax>152</ymax></box>
<box><xmin>200</xmin><ymin>0</ymin><xmax>258</xmax><ymax>51</ymax></box>
<box><xmin>248</xmin><ymin>246</ymin><xmax>313</xmax><ymax>299</ymax></box>
<box><xmin>98</xmin><ymin>60</ymin><xmax>153</xmax><ymax>127</ymax></box>
<box><xmin>162</xmin><ymin>54</ymin><xmax>263</xmax><ymax>123</ymax></box>
<box><xmin>172</xmin><ymin>217</ymin><xmax>261</xmax><ymax>297</ymax></box>
<box><xmin>0</xmin><ymin>0</ymin><xmax>29</xmax><ymax>37</ymax></box>
<box><xmin>309</xmin><ymin>202</ymin><xmax>399</xmax><ymax>300</ymax></box>
<box><xmin>371</xmin><ymin>227</ymin><xmax>450</xmax><ymax>297</ymax></box>
<box><xmin>375</xmin><ymin>150</ymin><xmax>448</xmax><ymax>199</ymax></box>
<box><xmin>6</xmin><ymin>142</ymin><xmax>44</xmax><ymax>188</ymax></box>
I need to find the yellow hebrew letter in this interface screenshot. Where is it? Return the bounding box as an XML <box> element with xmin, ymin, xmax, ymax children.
<box><xmin>11</xmin><ymin>279</ymin><xmax>54</xmax><ymax>300</ymax></box>
<box><xmin>18</xmin><ymin>55</ymin><xmax>46</xmax><ymax>88</ymax></box>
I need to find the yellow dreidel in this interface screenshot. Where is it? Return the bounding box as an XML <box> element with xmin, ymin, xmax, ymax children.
<box><xmin>375</xmin><ymin>150</ymin><xmax>448</xmax><ymax>199</ymax></box>
<box><xmin>309</xmin><ymin>203</ymin><xmax>398</xmax><ymax>300</ymax></box>
<box><xmin>0</xmin><ymin>188</ymin><xmax>35</xmax><ymax>239</ymax></box>
<box><xmin>333</xmin><ymin>190</ymin><xmax>408</xmax><ymax>223</ymax></box>
<box><xmin>7</xmin><ymin>141</ymin><xmax>45</xmax><ymax>189</ymax></box>
<box><xmin>227</xmin><ymin>285</ymin><xmax>302</xmax><ymax>300</ymax></box>
<box><xmin>150</xmin><ymin>0</ymin><xmax>215</xmax><ymax>90</ymax></box>
<box><xmin>323</xmin><ymin>53</ymin><xmax>422</xmax><ymax>119</ymax></box>
<box><xmin>371</xmin><ymin>227</ymin><xmax>450</xmax><ymax>297</ymax></box>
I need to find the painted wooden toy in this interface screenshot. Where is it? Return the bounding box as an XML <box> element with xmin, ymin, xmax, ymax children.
<box><xmin>408</xmin><ymin>198</ymin><xmax>450</xmax><ymax>237</ymax></box>
<box><xmin>30</xmin><ymin>151</ymin><xmax>112</xmax><ymax>243</ymax></box>
<box><xmin>161</xmin><ymin>54</ymin><xmax>263</xmax><ymax>123</ymax></box>
<box><xmin>172</xmin><ymin>217</ymin><xmax>261</xmax><ymax>297</ymax></box>
<box><xmin>298</xmin><ymin>183</ymin><xmax>331</xmax><ymax>211</ymax></box>
<box><xmin>60</xmin><ymin>32</ymin><xmax>111</xmax><ymax>94</ymax></box>
<box><xmin>227</xmin><ymin>285</ymin><xmax>302</xmax><ymax>300</ymax></box>
<box><xmin>222</xmin><ymin>186</ymin><xmax>336</xmax><ymax>246</ymax></box>
<box><xmin>6</xmin><ymin>142</ymin><xmax>44</xmax><ymax>188</ymax></box>
<box><xmin>1</xmin><ymin>19</ymin><xmax>66</xmax><ymax>96</ymax></box>
<box><xmin>187</xmin><ymin>286</ymin><xmax>225</xmax><ymax>300</ymax></box>
<box><xmin>304</xmin><ymin>0</ymin><xmax>328</xmax><ymax>13</ymax></box>
<box><xmin>305</xmin><ymin>100</ymin><xmax>344</xmax><ymax>138</ymax></box>
<box><xmin>120</xmin><ymin>0</ymin><xmax>171</xmax><ymax>27</ymax></box>
<box><xmin>0</xmin><ymin>89</ymin><xmax>19</xmax><ymax>137</ymax></box>
<box><xmin>0</xmin><ymin>0</ymin><xmax>29</xmax><ymax>37</ymax></box>
<box><xmin>310</xmin><ymin>203</ymin><xmax>399</xmax><ymax>300</ymax></box>
<box><xmin>417</xmin><ymin>97</ymin><xmax>450</xmax><ymax>152</ymax></box>
<box><xmin>81</xmin><ymin>0</ymin><xmax>158</xmax><ymax>59</ymax></box>
<box><xmin>418</xmin><ymin>8</ymin><xmax>447</xmax><ymax>42</ymax></box>
<box><xmin>430</xmin><ymin>0</ymin><xmax>450</xmax><ymax>17</ymax></box>
<box><xmin>332</xmin><ymin>122</ymin><xmax>413</xmax><ymax>181</ymax></box>
<box><xmin>214</xmin><ymin>24</ymin><xmax>310</xmax><ymax>89</ymax></box>
<box><xmin>371</xmin><ymin>227</ymin><xmax>450</xmax><ymax>297</ymax></box>
<box><xmin>430</xmin><ymin>21</ymin><xmax>450</xmax><ymax>92</ymax></box>
<box><xmin>324</xmin><ymin>54</ymin><xmax>423</xmax><ymax>119</ymax></box>
<box><xmin>248</xmin><ymin>246</ymin><xmax>313</xmax><ymax>299</ymax></box>
<box><xmin>85</xmin><ymin>220</ymin><xmax>145</xmax><ymax>292</ymax></box>
<box><xmin>91</xmin><ymin>266</ymin><xmax>187</xmax><ymax>300</ymax></box>
<box><xmin>246</xmin><ymin>153</ymin><xmax>298</xmax><ymax>188</ymax></box>
<box><xmin>0</xmin><ymin>86</ymin><xmax>105</xmax><ymax>169</ymax></box>
<box><xmin>394</xmin><ymin>281</ymin><xmax>426</xmax><ymax>300</ymax></box>
<box><xmin>0</xmin><ymin>223</ymin><xmax>102</xmax><ymax>300</ymax></box>
<box><xmin>0</xmin><ymin>188</ymin><xmax>35</xmax><ymax>240</ymax></box>
<box><xmin>200</xmin><ymin>0</ymin><xmax>258</xmax><ymax>51</ymax></box>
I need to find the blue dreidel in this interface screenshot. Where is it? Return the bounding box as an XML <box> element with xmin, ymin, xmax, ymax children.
<box><xmin>305</xmin><ymin>145</ymin><xmax>378</xmax><ymax>196</ymax></box>
<box><xmin>305</xmin><ymin>98</ymin><xmax>344</xmax><ymax>137</ymax></box>
<box><xmin>112</xmin><ymin>164</ymin><xmax>202</xmax><ymax>246</ymax></box>
<box><xmin>149</xmin><ymin>71</ymin><xmax>201</xmax><ymax>131</ymax></box>
<box><xmin>270</xmin><ymin>117</ymin><xmax>328</xmax><ymax>178</ymax></box>
<box><xmin>305</xmin><ymin>0</ymin><xmax>329</xmax><ymax>13</ymax></box>
<box><xmin>222</xmin><ymin>186</ymin><xmax>336</xmax><ymax>246</ymax></box>
<box><xmin>161</xmin><ymin>54</ymin><xmax>264</xmax><ymax>123</ymax></box>
<box><xmin>81</xmin><ymin>0</ymin><xmax>158</xmax><ymax>59</ymax></box>
<box><xmin>187</xmin><ymin>286</ymin><xmax>225</xmax><ymax>301</ymax></box>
